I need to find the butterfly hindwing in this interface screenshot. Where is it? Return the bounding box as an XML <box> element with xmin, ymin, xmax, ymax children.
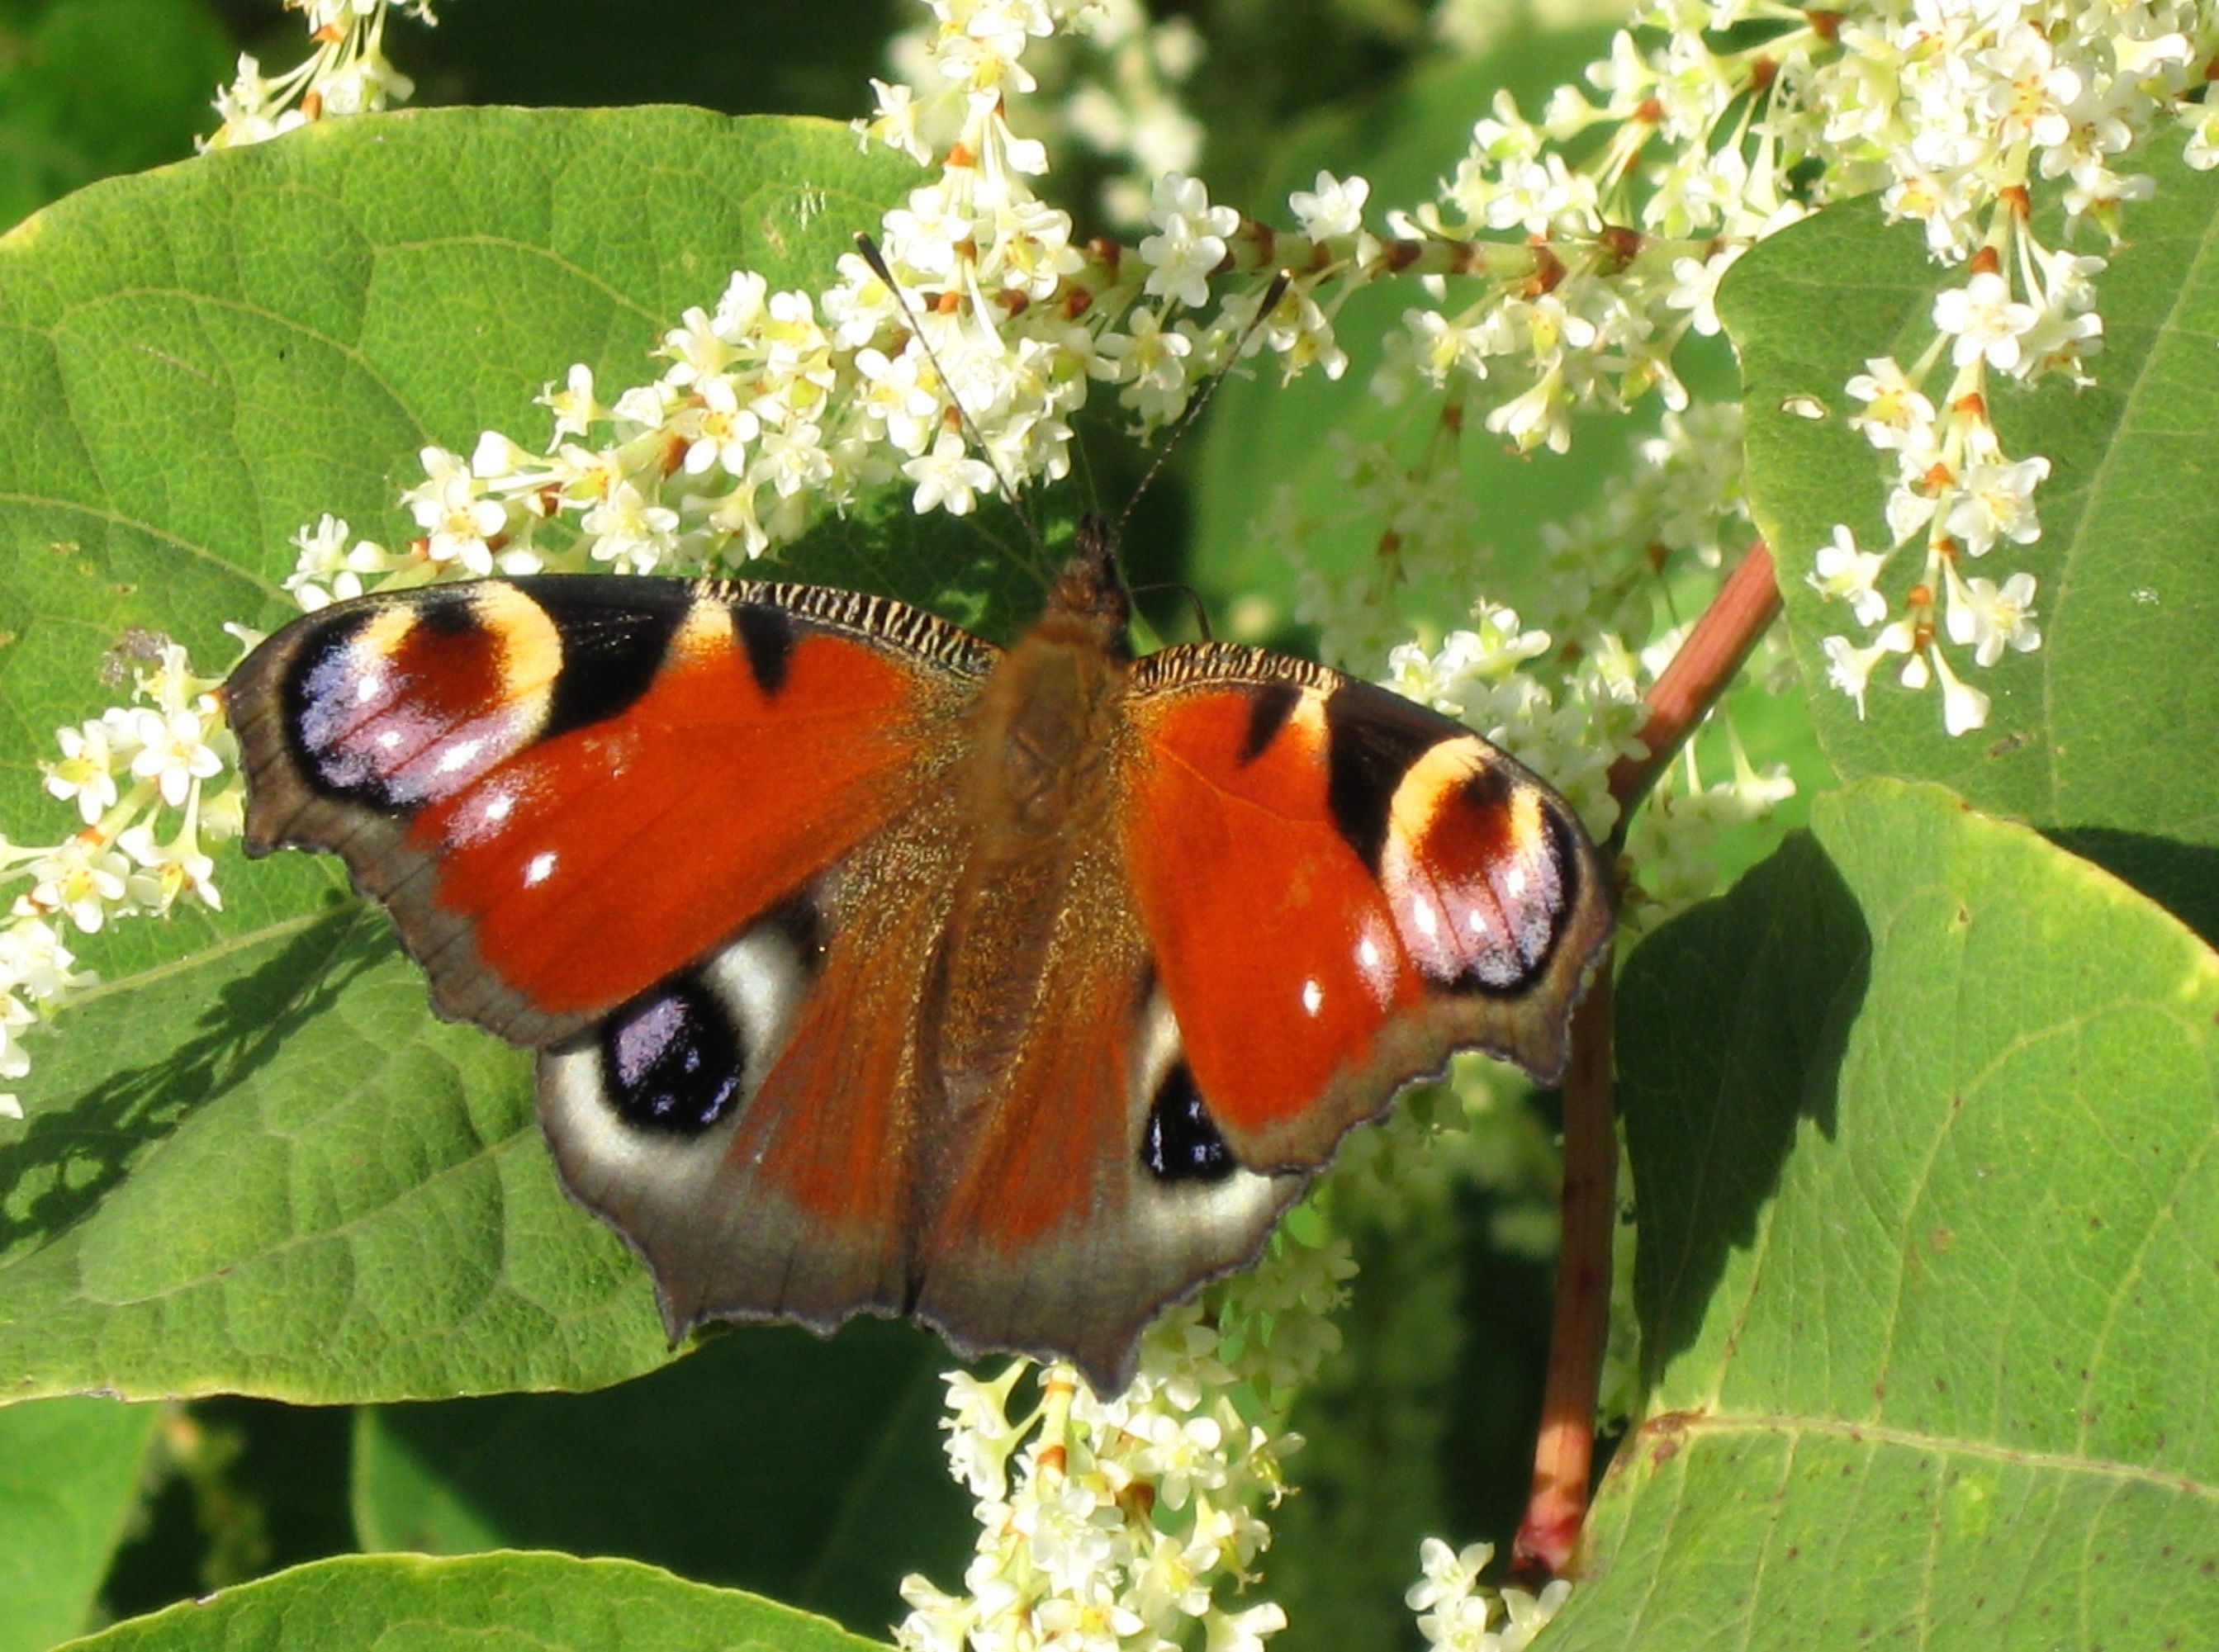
<box><xmin>1121</xmin><ymin>646</ymin><xmax>1614</xmax><ymax>1171</ymax></box>
<box><xmin>537</xmin><ymin>807</ymin><xmax>966</xmax><ymax>1349</ymax></box>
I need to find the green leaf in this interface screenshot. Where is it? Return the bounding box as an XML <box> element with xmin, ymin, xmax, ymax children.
<box><xmin>1547</xmin><ymin>780</ymin><xmax>2219</xmax><ymax>1649</ymax></box>
<box><xmin>1724</xmin><ymin>150</ymin><xmax>2219</xmax><ymax>937</ymax></box>
<box><xmin>0</xmin><ymin>107</ymin><xmax>951</xmax><ymax>1403</ymax></box>
<box><xmin>0</xmin><ymin>0</ymin><xmax>234</xmax><ymax>230</ymax></box>
<box><xmin>0</xmin><ymin>1397</ymin><xmax>160</xmax><ymax>1652</ymax></box>
<box><xmin>56</xmin><ymin>1551</ymin><xmax>889</xmax><ymax>1652</ymax></box>
<box><xmin>350</xmin><ymin>1323</ymin><xmax>971</xmax><ymax>1640</ymax></box>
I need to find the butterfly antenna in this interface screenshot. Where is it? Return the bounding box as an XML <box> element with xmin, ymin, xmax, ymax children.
<box><xmin>1111</xmin><ymin>268</ymin><xmax>1293</xmax><ymax>546</ymax></box>
<box><xmin>854</xmin><ymin>234</ymin><xmax>1046</xmax><ymax>563</ymax></box>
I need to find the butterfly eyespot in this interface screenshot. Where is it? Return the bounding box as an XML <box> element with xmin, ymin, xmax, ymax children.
<box><xmin>1140</xmin><ymin>1062</ymin><xmax>1235</xmax><ymax>1184</ymax></box>
<box><xmin>600</xmin><ymin>975</ymin><xmax>746</xmax><ymax>1135</ymax></box>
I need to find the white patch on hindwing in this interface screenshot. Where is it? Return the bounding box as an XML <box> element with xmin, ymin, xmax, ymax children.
<box><xmin>1126</xmin><ymin>984</ymin><xmax>1282</xmax><ymax>1231</ymax></box>
<box><xmin>538</xmin><ymin>902</ymin><xmax>821</xmax><ymax>1185</ymax></box>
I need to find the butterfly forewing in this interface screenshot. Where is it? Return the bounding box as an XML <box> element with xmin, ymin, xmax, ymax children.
<box><xmin>230</xmin><ymin>575</ymin><xmax>993</xmax><ymax>1044</ymax></box>
<box><xmin>1121</xmin><ymin>646</ymin><xmax>1614</xmax><ymax>1172</ymax></box>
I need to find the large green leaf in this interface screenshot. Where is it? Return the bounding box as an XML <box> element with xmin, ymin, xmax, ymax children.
<box><xmin>57</xmin><ymin>1551</ymin><xmax>888</xmax><ymax>1652</ymax></box>
<box><xmin>350</xmin><ymin>1322</ymin><xmax>970</xmax><ymax>1640</ymax></box>
<box><xmin>0</xmin><ymin>107</ymin><xmax>969</xmax><ymax>1403</ymax></box>
<box><xmin>0</xmin><ymin>1397</ymin><xmax>160</xmax><ymax>1651</ymax></box>
<box><xmin>1546</xmin><ymin>780</ymin><xmax>2219</xmax><ymax>1649</ymax></box>
<box><xmin>1724</xmin><ymin>149</ymin><xmax>2219</xmax><ymax>937</ymax></box>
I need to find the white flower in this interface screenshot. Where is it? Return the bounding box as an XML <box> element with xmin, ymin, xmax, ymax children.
<box><xmin>903</xmin><ymin>431</ymin><xmax>999</xmax><ymax>515</ymax></box>
<box><xmin>23</xmin><ymin>840</ymin><xmax>132</xmax><ymax>933</ymax></box>
<box><xmin>405</xmin><ymin>447</ymin><xmax>508</xmax><ymax>575</ymax></box>
<box><xmin>752</xmin><ymin>420</ymin><xmax>833</xmax><ymax>499</ymax></box>
<box><xmin>938</xmin><ymin>1365</ymin><xmax>1032</xmax><ymax>1499</ymax></box>
<box><xmin>1484</xmin><ymin>366</ymin><xmax>1573</xmax><ymax>455</ymax></box>
<box><xmin>1288</xmin><ymin>170</ymin><xmax>1369</xmax><ymax>239</ymax></box>
<box><xmin>285</xmin><ymin>513</ymin><xmax>397</xmax><ymax>610</ymax></box>
<box><xmin>538</xmin><ymin>363</ymin><xmax>605</xmax><ymax>441</ymax></box>
<box><xmin>1129</xmin><ymin>1408</ymin><xmax>1227</xmax><ymax>1510</ymax></box>
<box><xmin>41</xmin><ymin>721</ymin><xmax>121</xmax><ymax>826</ymax></box>
<box><xmin>1095</xmin><ymin>305</ymin><xmax>1196</xmax><ymax>424</ymax></box>
<box><xmin>126</xmin><ymin>708</ymin><xmax>225</xmax><ymax>808</ymax></box>
<box><xmin>658</xmin><ymin>304</ymin><xmax>730</xmax><ymax>388</ymax></box>
<box><xmin>1663</xmin><ymin>250</ymin><xmax>1731</xmax><ymax>336</ymax></box>
<box><xmin>1139</xmin><ymin>173</ymin><xmax>1239</xmax><ymax>310</ymax></box>
<box><xmin>0</xmin><ymin>916</ymin><xmax>85</xmax><ymax>1004</ymax></box>
<box><xmin>1204</xmin><ymin>1602</ymin><xmax>1287</xmax><ymax>1652</ymax></box>
<box><xmin>680</xmin><ymin>375</ymin><xmax>762</xmax><ymax>479</ymax></box>
<box><xmin>116</xmin><ymin>824</ymin><xmax>221</xmax><ymax>914</ymax></box>
<box><xmin>1406</xmin><ymin>1537</ymin><xmax>1491</xmax><ymax>1612</ymax></box>
<box><xmin>2184</xmin><ymin>104</ymin><xmax>2219</xmax><ymax>171</ymax></box>
<box><xmin>1808</xmin><ymin>526</ymin><xmax>1889</xmax><ymax>627</ymax></box>
<box><xmin>1930</xmin><ymin>646</ymin><xmax>1992</xmax><ymax>735</ymax></box>
<box><xmin>861</xmin><ymin>77</ymin><xmax>932</xmax><ymax>165</ymax></box>
<box><xmin>1947</xmin><ymin>570</ymin><xmax>2041</xmax><ymax>667</ymax></box>
<box><xmin>1844</xmin><ymin>357</ymin><xmax>1937</xmax><ymax>452</ymax></box>
<box><xmin>1822</xmin><ymin>625</ymin><xmax>1913</xmax><ymax>720</ymax></box>
<box><xmin>1942</xmin><ymin>455</ymin><xmax>2050</xmax><ymax>556</ymax></box>
<box><xmin>581</xmin><ymin>481</ymin><xmax>680</xmax><ymax>574</ymax></box>
<box><xmin>856</xmin><ymin>344</ymin><xmax>942</xmax><ymax>455</ymax></box>
<box><xmin>1933</xmin><ymin>271</ymin><xmax>2039</xmax><ymax>373</ymax></box>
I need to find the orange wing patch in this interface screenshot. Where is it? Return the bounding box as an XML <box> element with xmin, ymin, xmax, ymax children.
<box><xmin>417</xmin><ymin>623</ymin><xmax>929</xmax><ymax>1015</ymax></box>
<box><xmin>1122</xmin><ymin>683</ymin><xmax>1424</xmax><ymax>1140</ymax></box>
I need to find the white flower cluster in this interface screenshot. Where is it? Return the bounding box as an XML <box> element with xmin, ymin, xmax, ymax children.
<box><xmin>895</xmin><ymin>1224</ymin><xmax>1355</xmax><ymax>1652</ymax></box>
<box><xmin>0</xmin><ymin>640</ymin><xmax>244</xmax><ymax>1119</ymax></box>
<box><xmin>273</xmin><ymin>1</ymin><xmax>1372</xmax><ymax>602</ymax></box>
<box><xmin>887</xmin><ymin>0</ymin><xmax>1207</xmax><ymax>230</ymax></box>
<box><xmin>1354</xmin><ymin>0</ymin><xmax>2216</xmax><ymax>735</ymax></box>
<box><xmin>202</xmin><ymin>0</ymin><xmax>432</xmax><ymax>149</ymax></box>
<box><xmin>1405</xmin><ymin>1538</ymin><xmax>1568</xmax><ymax>1652</ymax></box>
<box><xmin>1787</xmin><ymin>0</ymin><xmax>2219</xmax><ymax>732</ymax></box>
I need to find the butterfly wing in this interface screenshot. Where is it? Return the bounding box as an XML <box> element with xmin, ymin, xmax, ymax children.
<box><xmin>909</xmin><ymin>644</ymin><xmax>1609</xmax><ymax>1394</ymax></box>
<box><xmin>908</xmin><ymin>839</ymin><xmax>1303</xmax><ymax>1390</ymax></box>
<box><xmin>1119</xmin><ymin>646</ymin><xmax>1614</xmax><ymax>1172</ymax></box>
<box><xmin>229</xmin><ymin>574</ymin><xmax>998</xmax><ymax>1344</ymax></box>
<box><xmin>537</xmin><ymin>795</ymin><xmax>967</xmax><ymax>1347</ymax></box>
<box><xmin>230</xmin><ymin>575</ymin><xmax>993</xmax><ymax>1044</ymax></box>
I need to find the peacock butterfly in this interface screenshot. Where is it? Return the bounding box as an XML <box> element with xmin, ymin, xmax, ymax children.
<box><xmin>225</xmin><ymin>516</ymin><xmax>1612</xmax><ymax>1392</ymax></box>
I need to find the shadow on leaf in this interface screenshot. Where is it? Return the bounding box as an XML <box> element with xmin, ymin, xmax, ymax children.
<box><xmin>2044</xmin><ymin>825</ymin><xmax>2219</xmax><ymax>949</ymax></box>
<box><xmin>354</xmin><ymin>1318</ymin><xmax>970</xmax><ymax>1639</ymax></box>
<box><xmin>1616</xmin><ymin>832</ymin><xmax>1871</xmax><ymax>1389</ymax></box>
<box><xmin>0</xmin><ymin>907</ymin><xmax>384</xmax><ymax>1254</ymax></box>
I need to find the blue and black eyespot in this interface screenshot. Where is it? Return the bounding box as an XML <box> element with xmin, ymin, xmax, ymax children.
<box><xmin>1141</xmin><ymin>1061</ymin><xmax>1235</xmax><ymax>1184</ymax></box>
<box><xmin>599</xmin><ymin>973</ymin><xmax>744</xmax><ymax>1135</ymax></box>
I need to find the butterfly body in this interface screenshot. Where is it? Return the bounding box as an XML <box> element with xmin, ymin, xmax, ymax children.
<box><xmin>228</xmin><ymin>520</ymin><xmax>1610</xmax><ymax>1390</ymax></box>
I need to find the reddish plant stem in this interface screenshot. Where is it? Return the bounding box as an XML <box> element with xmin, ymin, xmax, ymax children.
<box><xmin>1510</xmin><ymin>540</ymin><xmax>1781</xmax><ymax>1583</ymax></box>
<box><xmin>1509</xmin><ymin>969</ymin><xmax>1614</xmax><ymax>1583</ymax></box>
<box><xmin>1606</xmin><ymin>541</ymin><xmax>1783</xmax><ymax>826</ymax></box>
